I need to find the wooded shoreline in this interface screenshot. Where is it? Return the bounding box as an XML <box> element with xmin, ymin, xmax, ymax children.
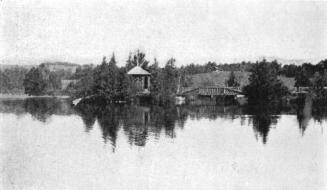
<box><xmin>1</xmin><ymin>51</ymin><xmax>327</xmax><ymax>106</ymax></box>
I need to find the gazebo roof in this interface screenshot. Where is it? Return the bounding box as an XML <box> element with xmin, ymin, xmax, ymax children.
<box><xmin>127</xmin><ymin>66</ymin><xmax>151</xmax><ymax>75</ymax></box>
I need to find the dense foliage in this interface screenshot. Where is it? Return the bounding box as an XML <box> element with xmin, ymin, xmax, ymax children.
<box><xmin>243</xmin><ymin>60</ymin><xmax>289</xmax><ymax>105</ymax></box>
<box><xmin>23</xmin><ymin>64</ymin><xmax>63</xmax><ymax>95</ymax></box>
<box><xmin>23</xmin><ymin>67</ymin><xmax>48</xmax><ymax>95</ymax></box>
<box><xmin>65</xmin><ymin>51</ymin><xmax>180</xmax><ymax>105</ymax></box>
<box><xmin>0</xmin><ymin>67</ymin><xmax>28</xmax><ymax>94</ymax></box>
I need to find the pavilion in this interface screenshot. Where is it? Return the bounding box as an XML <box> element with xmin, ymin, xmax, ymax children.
<box><xmin>127</xmin><ymin>66</ymin><xmax>151</xmax><ymax>95</ymax></box>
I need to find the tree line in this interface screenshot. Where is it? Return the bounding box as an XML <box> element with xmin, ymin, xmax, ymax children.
<box><xmin>1</xmin><ymin>50</ymin><xmax>326</xmax><ymax>105</ymax></box>
<box><xmin>0</xmin><ymin>67</ymin><xmax>28</xmax><ymax>94</ymax></box>
<box><xmin>67</xmin><ymin>52</ymin><xmax>327</xmax><ymax>105</ymax></box>
<box><xmin>0</xmin><ymin>64</ymin><xmax>75</xmax><ymax>95</ymax></box>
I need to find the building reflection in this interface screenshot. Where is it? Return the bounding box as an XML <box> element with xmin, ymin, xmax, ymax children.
<box><xmin>121</xmin><ymin>106</ymin><xmax>151</xmax><ymax>147</ymax></box>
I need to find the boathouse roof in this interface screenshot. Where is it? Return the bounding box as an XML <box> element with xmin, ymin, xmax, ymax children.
<box><xmin>127</xmin><ymin>66</ymin><xmax>151</xmax><ymax>75</ymax></box>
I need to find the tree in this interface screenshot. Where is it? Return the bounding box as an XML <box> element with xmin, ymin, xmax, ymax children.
<box><xmin>125</xmin><ymin>50</ymin><xmax>149</xmax><ymax>70</ymax></box>
<box><xmin>295</xmin><ymin>69</ymin><xmax>311</xmax><ymax>87</ymax></box>
<box><xmin>93</xmin><ymin>56</ymin><xmax>111</xmax><ymax>98</ymax></box>
<box><xmin>107</xmin><ymin>53</ymin><xmax>119</xmax><ymax>99</ymax></box>
<box><xmin>125</xmin><ymin>52</ymin><xmax>134</xmax><ymax>71</ymax></box>
<box><xmin>0</xmin><ymin>70</ymin><xmax>9</xmax><ymax>93</ymax></box>
<box><xmin>227</xmin><ymin>71</ymin><xmax>239</xmax><ymax>87</ymax></box>
<box><xmin>270</xmin><ymin>60</ymin><xmax>281</xmax><ymax>75</ymax></box>
<box><xmin>243</xmin><ymin>60</ymin><xmax>289</xmax><ymax>105</ymax></box>
<box><xmin>281</xmin><ymin>64</ymin><xmax>298</xmax><ymax>77</ymax></box>
<box><xmin>122</xmin><ymin>73</ymin><xmax>138</xmax><ymax>101</ymax></box>
<box><xmin>148</xmin><ymin>58</ymin><xmax>162</xmax><ymax>102</ymax></box>
<box><xmin>0</xmin><ymin>67</ymin><xmax>28</xmax><ymax>94</ymax></box>
<box><xmin>311</xmin><ymin>71</ymin><xmax>327</xmax><ymax>99</ymax></box>
<box><xmin>67</xmin><ymin>65</ymin><xmax>94</xmax><ymax>98</ymax></box>
<box><xmin>204</xmin><ymin>62</ymin><xmax>218</xmax><ymax>72</ymax></box>
<box><xmin>159</xmin><ymin>58</ymin><xmax>178</xmax><ymax>104</ymax></box>
<box><xmin>23</xmin><ymin>67</ymin><xmax>47</xmax><ymax>95</ymax></box>
<box><xmin>133</xmin><ymin>50</ymin><xmax>149</xmax><ymax>69</ymax></box>
<box><xmin>115</xmin><ymin>66</ymin><xmax>138</xmax><ymax>101</ymax></box>
<box><xmin>93</xmin><ymin>54</ymin><xmax>119</xmax><ymax>101</ymax></box>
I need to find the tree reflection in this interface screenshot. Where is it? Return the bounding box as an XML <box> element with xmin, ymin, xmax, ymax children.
<box><xmin>293</xmin><ymin>95</ymin><xmax>318</xmax><ymax>135</ymax></box>
<box><xmin>75</xmin><ymin>102</ymin><xmax>97</xmax><ymax>132</ymax></box>
<box><xmin>245</xmin><ymin>105</ymin><xmax>280</xmax><ymax>144</ymax></box>
<box><xmin>96</xmin><ymin>105</ymin><xmax>120</xmax><ymax>148</ymax></box>
<box><xmin>180</xmin><ymin>105</ymin><xmax>243</xmax><ymax>121</ymax></box>
<box><xmin>121</xmin><ymin>106</ymin><xmax>150</xmax><ymax>147</ymax></box>
<box><xmin>312</xmin><ymin>106</ymin><xmax>327</xmax><ymax>123</ymax></box>
<box><xmin>1</xmin><ymin>97</ymin><xmax>326</xmax><ymax>148</ymax></box>
<box><xmin>75</xmin><ymin>102</ymin><xmax>285</xmax><ymax>146</ymax></box>
<box><xmin>0</xmin><ymin>97</ymin><xmax>74</xmax><ymax>122</ymax></box>
<box><xmin>76</xmin><ymin>101</ymin><xmax>188</xmax><ymax>148</ymax></box>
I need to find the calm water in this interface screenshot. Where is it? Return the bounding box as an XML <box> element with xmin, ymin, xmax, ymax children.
<box><xmin>0</xmin><ymin>98</ymin><xmax>326</xmax><ymax>190</ymax></box>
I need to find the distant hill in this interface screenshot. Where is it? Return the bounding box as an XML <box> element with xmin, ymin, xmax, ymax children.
<box><xmin>0</xmin><ymin>64</ymin><xmax>37</xmax><ymax>71</ymax></box>
<box><xmin>257</xmin><ymin>56</ymin><xmax>321</xmax><ymax>65</ymax></box>
<box><xmin>41</xmin><ymin>62</ymin><xmax>80</xmax><ymax>73</ymax></box>
<box><xmin>0</xmin><ymin>62</ymin><xmax>81</xmax><ymax>73</ymax></box>
<box><xmin>41</xmin><ymin>62</ymin><xmax>80</xmax><ymax>67</ymax></box>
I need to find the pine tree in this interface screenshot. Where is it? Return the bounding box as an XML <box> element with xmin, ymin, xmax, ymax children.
<box><xmin>311</xmin><ymin>71</ymin><xmax>327</xmax><ymax>99</ymax></box>
<box><xmin>126</xmin><ymin>52</ymin><xmax>134</xmax><ymax>71</ymax></box>
<box><xmin>243</xmin><ymin>60</ymin><xmax>288</xmax><ymax>105</ymax></box>
<box><xmin>125</xmin><ymin>50</ymin><xmax>150</xmax><ymax>70</ymax></box>
<box><xmin>107</xmin><ymin>53</ymin><xmax>119</xmax><ymax>99</ymax></box>
<box><xmin>133</xmin><ymin>50</ymin><xmax>149</xmax><ymax>69</ymax></box>
<box><xmin>295</xmin><ymin>69</ymin><xmax>311</xmax><ymax>87</ymax></box>
<box><xmin>159</xmin><ymin>58</ymin><xmax>178</xmax><ymax>104</ymax></box>
<box><xmin>93</xmin><ymin>56</ymin><xmax>111</xmax><ymax>98</ymax></box>
<box><xmin>227</xmin><ymin>71</ymin><xmax>239</xmax><ymax>87</ymax></box>
<box><xmin>148</xmin><ymin>58</ymin><xmax>161</xmax><ymax>102</ymax></box>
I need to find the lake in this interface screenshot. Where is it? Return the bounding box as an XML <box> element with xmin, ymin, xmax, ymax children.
<box><xmin>0</xmin><ymin>97</ymin><xmax>326</xmax><ymax>190</ymax></box>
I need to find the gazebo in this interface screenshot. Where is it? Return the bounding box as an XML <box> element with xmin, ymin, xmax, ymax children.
<box><xmin>127</xmin><ymin>66</ymin><xmax>151</xmax><ymax>94</ymax></box>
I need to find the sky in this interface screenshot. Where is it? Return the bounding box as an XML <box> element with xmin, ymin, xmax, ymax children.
<box><xmin>0</xmin><ymin>0</ymin><xmax>327</xmax><ymax>66</ymax></box>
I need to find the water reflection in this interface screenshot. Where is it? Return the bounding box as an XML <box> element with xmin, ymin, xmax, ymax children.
<box><xmin>294</xmin><ymin>96</ymin><xmax>312</xmax><ymax>135</ymax></box>
<box><xmin>0</xmin><ymin>97</ymin><xmax>326</xmax><ymax>147</ymax></box>
<box><xmin>0</xmin><ymin>97</ymin><xmax>75</xmax><ymax>122</ymax></box>
<box><xmin>74</xmin><ymin>101</ymin><xmax>188</xmax><ymax>148</ymax></box>
<box><xmin>244</xmin><ymin>106</ymin><xmax>280</xmax><ymax>144</ymax></box>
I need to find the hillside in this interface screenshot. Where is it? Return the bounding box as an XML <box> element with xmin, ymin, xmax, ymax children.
<box><xmin>0</xmin><ymin>64</ymin><xmax>36</xmax><ymax>71</ymax></box>
<box><xmin>186</xmin><ymin>71</ymin><xmax>295</xmax><ymax>90</ymax></box>
<box><xmin>0</xmin><ymin>62</ymin><xmax>80</xmax><ymax>71</ymax></box>
<box><xmin>186</xmin><ymin>71</ymin><xmax>250</xmax><ymax>88</ymax></box>
<box><xmin>258</xmin><ymin>56</ymin><xmax>321</xmax><ymax>65</ymax></box>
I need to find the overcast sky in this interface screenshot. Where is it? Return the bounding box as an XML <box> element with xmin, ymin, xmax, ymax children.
<box><xmin>1</xmin><ymin>0</ymin><xmax>327</xmax><ymax>66</ymax></box>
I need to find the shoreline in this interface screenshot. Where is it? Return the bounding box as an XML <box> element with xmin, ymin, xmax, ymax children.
<box><xmin>0</xmin><ymin>94</ymin><xmax>71</xmax><ymax>99</ymax></box>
